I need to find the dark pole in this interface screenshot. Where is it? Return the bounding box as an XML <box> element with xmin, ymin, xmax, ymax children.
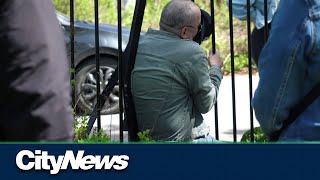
<box><xmin>118</xmin><ymin>0</ymin><xmax>124</xmax><ymax>142</ymax></box>
<box><xmin>246</xmin><ymin>0</ymin><xmax>254</xmax><ymax>142</ymax></box>
<box><xmin>210</xmin><ymin>0</ymin><xmax>219</xmax><ymax>140</ymax></box>
<box><xmin>70</xmin><ymin>0</ymin><xmax>75</xmax><ymax>106</ymax></box>
<box><xmin>94</xmin><ymin>0</ymin><xmax>101</xmax><ymax>132</ymax></box>
<box><xmin>264</xmin><ymin>0</ymin><xmax>268</xmax><ymax>42</ymax></box>
<box><xmin>228</xmin><ymin>0</ymin><xmax>237</xmax><ymax>142</ymax></box>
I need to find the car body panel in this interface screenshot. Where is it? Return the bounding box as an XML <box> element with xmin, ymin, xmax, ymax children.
<box><xmin>56</xmin><ymin>12</ymin><xmax>131</xmax><ymax>115</ymax></box>
<box><xmin>57</xmin><ymin>12</ymin><xmax>130</xmax><ymax>67</ymax></box>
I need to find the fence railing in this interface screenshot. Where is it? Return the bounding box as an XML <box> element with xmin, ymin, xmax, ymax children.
<box><xmin>69</xmin><ymin>0</ymin><xmax>270</xmax><ymax>142</ymax></box>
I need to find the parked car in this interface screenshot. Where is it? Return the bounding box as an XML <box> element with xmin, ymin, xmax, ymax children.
<box><xmin>57</xmin><ymin>12</ymin><xmax>130</xmax><ymax>115</ymax></box>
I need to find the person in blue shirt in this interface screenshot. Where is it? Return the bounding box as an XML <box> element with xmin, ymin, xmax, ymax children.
<box><xmin>252</xmin><ymin>0</ymin><xmax>320</xmax><ymax>141</ymax></box>
<box><xmin>226</xmin><ymin>0</ymin><xmax>280</xmax><ymax>64</ymax></box>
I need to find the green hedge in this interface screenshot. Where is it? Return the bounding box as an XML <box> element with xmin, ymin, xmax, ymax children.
<box><xmin>240</xmin><ymin>127</ymin><xmax>268</xmax><ymax>142</ymax></box>
<box><xmin>53</xmin><ymin>0</ymin><xmax>256</xmax><ymax>74</ymax></box>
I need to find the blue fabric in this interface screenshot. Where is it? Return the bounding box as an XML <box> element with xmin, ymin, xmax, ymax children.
<box><xmin>226</xmin><ymin>0</ymin><xmax>280</xmax><ymax>29</ymax></box>
<box><xmin>252</xmin><ymin>0</ymin><xmax>320</xmax><ymax>141</ymax></box>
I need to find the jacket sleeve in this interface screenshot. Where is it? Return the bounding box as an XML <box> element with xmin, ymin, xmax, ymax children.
<box><xmin>252</xmin><ymin>0</ymin><xmax>312</xmax><ymax>137</ymax></box>
<box><xmin>188</xmin><ymin>53</ymin><xmax>222</xmax><ymax>114</ymax></box>
<box><xmin>226</xmin><ymin>0</ymin><xmax>256</xmax><ymax>21</ymax></box>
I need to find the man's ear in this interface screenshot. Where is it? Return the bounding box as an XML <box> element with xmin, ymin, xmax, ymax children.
<box><xmin>179</xmin><ymin>27</ymin><xmax>188</xmax><ymax>39</ymax></box>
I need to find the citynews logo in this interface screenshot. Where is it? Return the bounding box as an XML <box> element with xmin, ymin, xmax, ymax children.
<box><xmin>15</xmin><ymin>150</ymin><xmax>129</xmax><ymax>175</ymax></box>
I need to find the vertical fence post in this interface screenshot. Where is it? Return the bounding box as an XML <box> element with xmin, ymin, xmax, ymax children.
<box><xmin>94</xmin><ymin>0</ymin><xmax>101</xmax><ymax>132</ymax></box>
<box><xmin>246</xmin><ymin>0</ymin><xmax>255</xmax><ymax>142</ymax></box>
<box><xmin>118</xmin><ymin>0</ymin><xmax>124</xmax><ymax>142</ymax></box>
<box><xmin>194</xmin><ymin>0</ymin><xmax>220</xmax><ymax>140</ymax></box>
<box><xmin>210</xmin><ymin>0</ymin><xmax>219</xmax><ymax>140</ymax></box>
<box><xmin>228</xmin><ymin>0</ymin><xmax>237</xmax><ymax>142</ymax></box>
<box><xmin>70</xmin><ymin>0</ymin><xmax>75</xmax><ymax>104</ymax></box>
<box><xmin>264</xmin><ymin>0</ymin><xmax>268</xmax><ymax>42</ymax></box>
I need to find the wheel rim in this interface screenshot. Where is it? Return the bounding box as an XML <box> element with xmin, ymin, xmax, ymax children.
<box><xmin>80</xmin><ymin>66</ymin><xmax>119</xmax><ymax>113</ymax></box>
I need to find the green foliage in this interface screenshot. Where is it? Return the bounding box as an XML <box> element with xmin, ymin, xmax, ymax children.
<box><xmin>74</xmin><ymin>116</ymin><xmax>111</xmax><ymax>143</ymax></box>
<box><xmin>240</xmin><ymin>127</ymin><xmax>268</xmax><ymax>143</ymax></box>
<box><xmin>81</xmin><ymin>129</ymin><xmax>111</xmax><ymax>143</ymax></box>
<box><xmin>74</xmin><ymin>116</ymin><xmax>88</xmax><ymax>142</ymax></box>
<box><xmin>137</xmin><ymin>130</ymin><xmax>155</xmax><ymax>142</ymax></box>
<box><xmin>53</xmin><ymin>0</ymin><xmax>116</xmax><ymax>24</ymax></box>
<box><xmin>70</xmin><ymin>79</ymin><xmax>76</xmax><ymax>90</ymax></box>
<box><xmin>70</xmin><ymin>68</ymin><xmax>75</xmax><ymax>74</ymax></box>
<box><xmin>52</xmin><ymin>0</ymin><xmax>256</xmax><ymax>73</ymax></box>
<box><xmin>196</xmin><ymin>1</ymin><xmax>257</xmax><ymax>74</ymax></box>
<box><xmin>223</xmin><ymin>53</ymin><xmax>253</xmax><ymax>74</ymax></box>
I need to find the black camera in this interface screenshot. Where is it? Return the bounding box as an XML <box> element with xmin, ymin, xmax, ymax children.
<box><xmin>193</xmin><ymin>9</ymin><xmax>212</xmax><ymax>45</ymax></box>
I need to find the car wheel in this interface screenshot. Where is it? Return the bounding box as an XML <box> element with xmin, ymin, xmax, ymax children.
<box><xmin>75</xmin><ymin>56</ymin><xmax>119</xmax><ymax>115</ymax></box>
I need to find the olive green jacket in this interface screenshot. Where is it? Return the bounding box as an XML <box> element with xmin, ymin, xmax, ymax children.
<box><xmin>131</xmin><ymin>29</ymin><xmax>222</xmax><ymax>141</ymax></box>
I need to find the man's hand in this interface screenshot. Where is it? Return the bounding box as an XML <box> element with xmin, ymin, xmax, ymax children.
<box><xmin>208</xmin><ymin>51</ymin><xmax>223</xmax><ymax>69</ymax></box>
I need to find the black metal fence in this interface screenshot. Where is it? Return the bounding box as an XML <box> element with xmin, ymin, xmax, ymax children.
<box><xmin>69</xmin><ymin>0</ymin><xmax>270</xmax><ymax>142</ymax></box>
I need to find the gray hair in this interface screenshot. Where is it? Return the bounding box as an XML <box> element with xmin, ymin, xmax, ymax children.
<box><xmin>160</xmin><ymin>0</ymin><xmax>199</xmax><ymax>32</ymax></box>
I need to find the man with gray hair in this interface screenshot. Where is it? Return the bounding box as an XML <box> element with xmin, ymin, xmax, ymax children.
<box><xmin>131</xmin><ymin>0</ymin><xmax>223</xmax><ymax>142</ymax></box>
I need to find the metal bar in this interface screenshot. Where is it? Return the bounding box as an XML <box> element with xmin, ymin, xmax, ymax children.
<box><xmin>86</xmin><ymin>68</ymin><xmax>119</xmax><ymax>134</ymax></box>
<box><xmin>228</xmin><ymin>0</ymin><xmax>237</xmax><ymax>142</ymax></box>
<box><xmin>70</xmin><ymin>0</ymin><xmax>75</xmax><ymax>105</ymax></box>
<box><xmin>264</xmin><ymin>0</ymin><xmax>268</xmax><ymax>42</ymax></box>
<box><xmin>118</xmin><ymin>0</ymin><xmax>124</xmax><ymax>142</ymax></box>
<box><xmin>210</xmin><ymin>0</ymin><xmax>219</xmax><ymax>140</ymax></box>
<box><xmin>122</xmin><ymin>0</ymin><xmax>146</xmax><ymax>141</ymax></box>
<box><xmin>94</xmin><ymin>0</ymin><xmax>101</xmax><ymax>131</ymax></box>
<box><xmin>246</xmin><ymin>0</ymin><xmax>254</xmax><ymax>142</ymax></box>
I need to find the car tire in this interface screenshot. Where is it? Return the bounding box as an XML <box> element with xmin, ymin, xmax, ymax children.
<box><xmin>74</xmin><ymin>56</ymin><xmax>119</xmax><ymax>115</ymax></box>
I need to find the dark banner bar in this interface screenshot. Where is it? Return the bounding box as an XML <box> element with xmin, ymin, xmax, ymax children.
<box><xmin>1</xmin><ymin>144</ymin><xmax>319</xmax><ymax>179</ymax></box>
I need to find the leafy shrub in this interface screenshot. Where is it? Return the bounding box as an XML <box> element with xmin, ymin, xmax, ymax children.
<box><xmin>240</xmin><ymin>127</ymin><xmax>268</xmax><ymax>142</ymax></box>
<box><xmin>223</xmin><ymin>53</ymin><xmax>256</xmax><ymax>75</ymax></box>
<box><xmin>137</xmin><ymin>130</ymin><xmax>155</xmax><ymax>142</ymax></box>
<box><xmin>74</xmin><ymin>116</ymin><xmax>111</xmax><ymax>143</ymax></box>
